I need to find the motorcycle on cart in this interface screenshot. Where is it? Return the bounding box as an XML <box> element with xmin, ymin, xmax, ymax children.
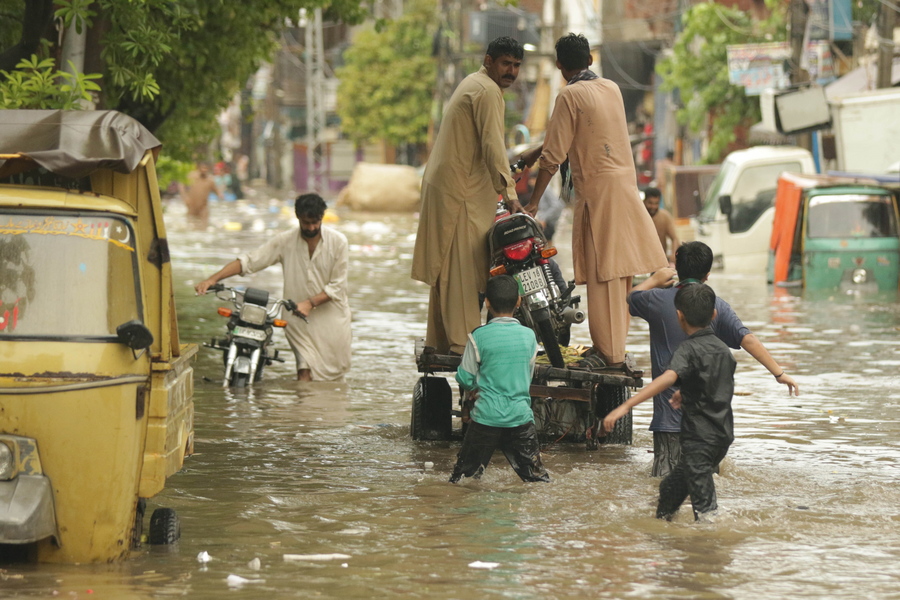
<box><xmin>201</xmin><ymin>284</ymin><xmax>297</xmax><ymax>387</ymax></box>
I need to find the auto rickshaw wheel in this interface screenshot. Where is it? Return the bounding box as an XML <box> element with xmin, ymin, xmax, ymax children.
<box><xmin>148</xmin><ymin>508</ymin><xmax>181</xmax><ymax>545</ymax></box>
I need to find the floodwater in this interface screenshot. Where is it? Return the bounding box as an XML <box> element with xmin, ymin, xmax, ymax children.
<box><xmin>3</xmin><ymin>194</ymin><xmax>900</xmax><ymax>599</ymax></box>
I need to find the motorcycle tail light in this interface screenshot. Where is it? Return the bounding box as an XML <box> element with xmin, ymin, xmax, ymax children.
<box><xmin>273</xmin><ymin>319</ymin><xmax>287</xmax><ymax>327</ymax></box>
<box><xmin>503</xmin><ymin>239</ymin><xmax>534</xmax><ymax>261</ymax></box>
<box><xmin>490</xmin><ymin>265</ymin><xmax>507</xmax><ymax>276</ymax></box>
<box><xmin>541</xmin><ymin>247</ymin><xmax>557</xmax><ymax>258</ymax></box>
<box><xmin>217</xmin><ymin>307</ymin><xmax>233</xmax><ymax>318</ymax></box>
<box><xmin>240</xmin><ymin>303</ymin><xmax>267</xmax><ymax>326</ymax></box>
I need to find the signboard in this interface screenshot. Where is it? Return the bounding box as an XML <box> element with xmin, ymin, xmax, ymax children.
<box><xmin>727</xmin><ymin>41</ymin><xmax>835</xmax><ymax>96</ymax></box>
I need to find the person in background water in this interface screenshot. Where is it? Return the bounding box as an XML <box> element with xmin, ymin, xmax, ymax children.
<box><xmin>604</xmin><ymin>283</ymin><xmax>734</xmax><ymax>522</ymax></box>
<box><xmin>643</xmin><ymin>186</ymin><xmax>679</xmax><ymax>265</ymax></box>
<box><xmin>180</xmin><ymin>161</ymin><xmax>222</xmax><ymax>221</ymax></box>
<box><xmin>628</xmin><ymin>241</ymin><xmax>799</xmax><ymax>478</ymax></box>
<box><xmin>521</xmin><ymin>33</ymin><xmax>666</xmax><ymax>373</ymax></box>
<box><xmin>411</xmin><ymin>36</ymin><xmax>524</xmax><ymax>356</ymax></box>
<box><xmin>195</xmin><ymin>193</ymin><xmax>352</xmax><ymax>381</ymax></box>
<box><xmin>450</xmin><ymin>275</ymin><xmax>550</xmax><ymax>484</ymax></box>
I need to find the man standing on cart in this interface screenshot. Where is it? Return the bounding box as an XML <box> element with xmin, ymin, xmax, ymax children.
<box><xmin>522</xmin><ymin>33</ymin><xmax>666</xmax><ymax>371</ymax></box>
<box><xmin>412</xmin><ymin>36</ymin><xmax>525</xmax><ymax>355</ymax></box>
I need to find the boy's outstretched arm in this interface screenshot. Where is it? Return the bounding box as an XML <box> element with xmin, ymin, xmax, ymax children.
<box><xmin>602</xmin><ymin>370</ymin><xmax>679</xmax><ymax>434</ymax></box>
<box><xmin>740</xmin><ymin>334</ymin><xmax>800</xmax><ymax>396</ymax></box>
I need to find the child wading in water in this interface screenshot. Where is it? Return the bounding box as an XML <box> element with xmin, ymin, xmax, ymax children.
<box><xmin>449</xmin><ymin>275</ymin><xmax>550</xmax><ymax>483</ymax></box>
<box><xmin>604</xmin><ymin>283</ymin><xmax>735</xmax><ymax>520</ymax></box>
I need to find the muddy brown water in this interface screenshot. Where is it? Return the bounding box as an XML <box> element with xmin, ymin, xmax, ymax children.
<box><xmin>3</xmin><ymin>196</ymin><xmax>900</xmax><ymax>599</ymax></box>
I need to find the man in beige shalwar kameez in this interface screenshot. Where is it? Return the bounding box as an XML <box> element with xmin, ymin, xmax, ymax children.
<box><xmin>523</xmin><ymin>33</ymin><xmax>666</xmax><ymax>368</ymax></box>
<box><xmin>195</xmin><ymin>194</ymin><xmax>351</xmax><ymax>381</ymax></box>
<box><xmin>412</xmin><ymin>36</ymin><xmax>524</xmax><ymax>355</ymax></box>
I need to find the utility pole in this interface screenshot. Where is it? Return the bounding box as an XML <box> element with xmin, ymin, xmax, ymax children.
<box><xmin>305</xmin><ymin>8</ymin><xmax>326</xmax><ymax>193</ymax></box>
<box><xmin>876</xmin><ymin>1</ymin><xmax>897</xmax><ymax>89</ymax></box>
<box><xmin>788</xmin><ymin>0</ymin><xmax>809</xmax><ymax>85</ymax></box>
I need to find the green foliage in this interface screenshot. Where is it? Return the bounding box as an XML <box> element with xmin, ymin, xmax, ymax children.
<box><xmin>0</xmin><ymin>0</ymin><xmax>371</xmax><ymax>160</ymax></box>
<box><xmin>656</xmin><ymin>0</ymin><xmax>786</xmax><ymax>162</ymax></box>
<box><xmin>0</xmin><ymin>55</ymin><xmax>101</xmax><ymax>109</ymax></box>
<box><xmin>335</xmin><ymin>0</ymin><xmax>437</xmax><ymax>149</ymax></box>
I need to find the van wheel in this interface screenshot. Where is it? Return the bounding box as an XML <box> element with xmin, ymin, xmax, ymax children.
<box><xmin>148</xmin><ymin>508</ymin><xmax>181</xmax><ymax>545</ymax></box>
<box><xmin>594</xmin><ymin>384</ymin><xmax>633</xmax><ymax>445</ymax></box>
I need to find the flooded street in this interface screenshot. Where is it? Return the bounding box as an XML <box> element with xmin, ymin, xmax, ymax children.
<box><xmin>4</xmin><ymin>195</ymin><xmax>900</xmax><ymax>599</ymax></box>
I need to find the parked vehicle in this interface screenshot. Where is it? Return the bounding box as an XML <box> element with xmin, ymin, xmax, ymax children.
<box><xmin>201</xmin><ymin>284</ymin><xmax>296</xmax><ymax>387</ymax></box>
<box><xmin>487</xmin><ymin>202</ymin><xmax>585</xmax><ymax>368</ymax></box>
<box><xmin>0</xmin><ymin>110</ymin><xmax>195</xmax><ymax>563</ymax></box>
<box><xmin>694</xmin><ymin>146</ymin><xmax>816</xmax><ymax>272</ymax></box>
<box><xmin>768</xmin><ymin>172</ymin><xmax>900</xmax><ymax>292</ymax></box>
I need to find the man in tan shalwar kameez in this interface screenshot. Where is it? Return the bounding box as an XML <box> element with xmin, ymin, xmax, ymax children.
<box><xmin>523</xmin><ymin>33</ymin><xmax>666</xmax><ymax>368</ymax></box>
<box><xmin>411</xmin><ymin>36</ymin><xmax>525</xmax><ymax>355</ymax></box>
<box><xmin>195</xmin><ymin>194</ymin><xmax>351</xmax><ymax>381</ymax></box>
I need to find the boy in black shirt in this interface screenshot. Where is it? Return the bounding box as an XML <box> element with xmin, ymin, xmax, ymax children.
<box><xmin>603</xmin><ymin>283</ymin><xmax>735</xmax><ymax>521</ymax></box>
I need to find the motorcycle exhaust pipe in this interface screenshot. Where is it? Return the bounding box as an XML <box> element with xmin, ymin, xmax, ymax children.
<box><xmin>561</xmin><ymin>306</ymin><xmax>586</xmax><ymax>324</ymax></box>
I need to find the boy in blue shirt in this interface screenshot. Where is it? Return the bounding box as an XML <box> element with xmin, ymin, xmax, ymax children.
<box><xmin>628</xmin><ymin>241</ymin><xmax>799</xmax><ymax>477</ymax></box>
<box><xmin>449</xmin><ymin>275</ymin><xmax>550</xmax><ymax>483</ymax></box>
<box><xmin>604</xmin><ymin>283</ymin><xmax>734</xmax><ymax>521</ymax></box>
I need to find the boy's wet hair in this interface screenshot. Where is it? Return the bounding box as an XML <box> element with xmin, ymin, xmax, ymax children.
<box><xmin>674</xmin><ymin>282</ymin><xmax>716</xmax><ymax>328</ymax></box>
<box><xmin>486</xmin><ymin>36</ymin><xmax>524</xmax><ymax>61</ymax></box>
<box><xmin>555</xmin><ymin>33</ymin><xmax>591</xmax><ymax>71</ymax></box>
<box><xmin>643</xmin><ymin>187</ymin><xmax>661</xmax><ymax>200</ymax></box>
<box><xmin>295</xmin><ymin>193</ymin><xmax>326</xmax><ymax>220</ymax></box>
<box><xmin>486</xmin><ymin>275</ymin><xmax>520</xmax><ymax>314</ymax></box>
<box><xmin>674</xmin><ymin>241</ymin><xmax>713</xmax><ymax>281</ymax></box>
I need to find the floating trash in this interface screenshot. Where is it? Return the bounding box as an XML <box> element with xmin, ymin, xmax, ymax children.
<box><xmin>225</xmin><ymin>574</ymin><xmax>264</xmax><ymax>587</ymax></box>
<box><xmin>468</xmin><ymin>561</ymin><xmax>500</xmax><ymax>570</ymax></box>
<box><xmin>284</xmin><ymin>553</ymin><xmax>352</xmax><ymax>562</ymax></box>
<box><xmin>248</xmin><ymin>557</ymin><xmax>261</xmax><ymax>570</ymax></box>
<box><xmin>197</xmin><ymin>551</ymin><xmax>212</xmax><ymax>563</ymax></box>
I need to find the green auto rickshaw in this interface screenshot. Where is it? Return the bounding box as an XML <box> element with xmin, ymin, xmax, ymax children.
<box><xmin>769</xmin><ymin>172</ymin><xmax>900</xmax><ymax>292</ymax></box>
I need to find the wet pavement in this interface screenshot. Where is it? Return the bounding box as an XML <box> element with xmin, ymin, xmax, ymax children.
<box><xmin>3</xmin><ymin>193</ymin><xmax>900</xmax><ymax>599</ymax></box>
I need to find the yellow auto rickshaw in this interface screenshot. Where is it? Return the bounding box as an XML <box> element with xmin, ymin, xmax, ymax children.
<box><xmin>0</xmin><ymin>110</ymin><xmax>196</xmax><ymax>563</ymax></box>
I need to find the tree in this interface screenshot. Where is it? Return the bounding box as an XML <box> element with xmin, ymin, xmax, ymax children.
<box><xmin>335</xmin><ymin>0</ymin><xmax>436</xmax><ymax>164</ymax></box>
<box><xmin>0</xmin><ymin>1</ymin><xmax>370</xmax><ymax>160</ymax></box>
<box><xmin>655</xmin><ymin>0</ymin><xmax>786</xmax><ymax>162</ymax></box>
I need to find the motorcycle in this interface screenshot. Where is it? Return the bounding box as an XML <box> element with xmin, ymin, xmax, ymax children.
<box><xmin>488</xmin><ymin>198</ymin><xmax>585</xmax><ymax>369</ymax></box>
<box><xmin>202</xmin><ymin>284</ymin><xmax>297</xmax><ymax>387</ymax></box>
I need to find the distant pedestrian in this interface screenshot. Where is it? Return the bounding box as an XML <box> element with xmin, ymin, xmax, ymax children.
<box><xmin>643</xmin><ymin>186</ymin><xmax>679</xmax><ymax>264</ymax></box>
<box><xmin>450</xmin><ymin>275</ymin><xmax>550</xmax><ymax>484</ymax></box>
<box><xmin>603</xmin><ymin>283</ymin><xmax>734</xmax><ymax>521</ymax></box>
<box><xmin>180</xmin><ymin>161</ymin><xmax>222</xmax><ymax>220</ymax></box>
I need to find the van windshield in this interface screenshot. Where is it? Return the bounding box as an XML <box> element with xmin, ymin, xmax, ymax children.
<box><xmin>807</xmin><ymin>194</ymin><xmax>898</xmax><ymax>239</ymax></box>
<box><xmin>698</xmin><ymin>162</ymin><xmax>732</xmax><ymax>221</ymax></box>
<box><xmin>0</xmin><ymin>211</ymin><xmax>141</xmax><ymax>339</ymax></box>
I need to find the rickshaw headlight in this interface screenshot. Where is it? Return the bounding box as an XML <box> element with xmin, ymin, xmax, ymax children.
<box><xmin>0</xmin><ymin>442</ymin><xmax>15</xmax><ymax>480</ymax></box>
<box><xmin>239</xmin><ymin>303</ymin><xmax>267</xmax><ymax>326</ymax></box>
<box><xmin>851</xmin><ymin>269</ymin><xmax>867</xmax><ymax>284</ymax></box>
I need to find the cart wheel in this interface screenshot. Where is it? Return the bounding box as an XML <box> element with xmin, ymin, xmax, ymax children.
<box><xmin>148</xmin><ymin>508</ymin><xmax>181</xmax><ymax>545</ymax></box>
<box><xmin>411</xmin><ymin>376</ymin><xmax>452</xmax><ymax>441</ymax></box>
<box><xmin>594</xmin><ymin>384</ymin><xmax>633</xmax><ymax>445</ymax></box>
<box><xmin>131</xmin><ymin>498</ymin><xmax>146</xmax><ymax>550</ymax></box>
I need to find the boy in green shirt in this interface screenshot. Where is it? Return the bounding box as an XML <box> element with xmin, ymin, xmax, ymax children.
<box><xmin>449</xmin><ymin>275</ymin><xmax>550</xmax><ymax>483</ymax></box>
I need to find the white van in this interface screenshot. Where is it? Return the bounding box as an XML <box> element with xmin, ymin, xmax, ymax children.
<box><xmin>693</xmin><ymin>146</ymin><xmax>816</xmax><ymax>272</ymax></box>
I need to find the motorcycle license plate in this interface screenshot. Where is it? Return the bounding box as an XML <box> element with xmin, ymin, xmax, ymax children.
<box><xmin>517</xmin><ymin>267</ymin><xmax>547</xmax><ymax>295</ymax></box>
<box><xmin>232</xmin><ymin>326</ymin><xmax>266</xmax><ymax>341</ymax></box>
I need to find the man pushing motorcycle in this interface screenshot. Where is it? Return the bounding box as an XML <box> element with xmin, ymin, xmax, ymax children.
<box><xmin>195</xmin><ymin>193</ymin><xmax>352</xmax><ymax>381</ymax></box>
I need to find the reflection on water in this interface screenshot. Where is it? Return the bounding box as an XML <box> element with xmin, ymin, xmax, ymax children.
<box><xmin>3</xmin><ymin>198</ymin><xmax>900</xmax><ymax>599</ymax></box>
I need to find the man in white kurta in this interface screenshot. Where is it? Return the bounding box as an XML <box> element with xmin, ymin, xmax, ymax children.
<box><xmin>411</xmin><ymin>36</ymin><xmax>524</xmax><ymax>355</ymax></box>
<box><xmin>195</xmin><ymin>194</ymin><xmax>351</xmax><ymax>381</ymax></box>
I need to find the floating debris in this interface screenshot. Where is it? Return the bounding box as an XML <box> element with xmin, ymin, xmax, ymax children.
<box><xmin>284</xmin><ymin>553</ymin><xmax>352</xmax><ymax>562</ymax></box>
<box><xmin>468</xmin><ymin>561</ymin><xmax>500</xmax><ymax>570</ymax></box>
